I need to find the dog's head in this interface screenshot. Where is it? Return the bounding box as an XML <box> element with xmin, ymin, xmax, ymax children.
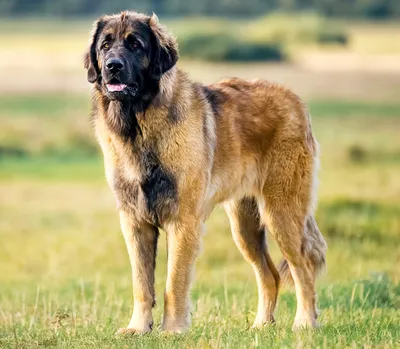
<box><xmin>84</xmin><ymin>11</ymin><xmax>178</xmax><ymax>101</ymax></box>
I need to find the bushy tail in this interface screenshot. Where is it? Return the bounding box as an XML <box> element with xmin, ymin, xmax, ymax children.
<box><xmin>278</xmin><ymin>215</ymin><xmax>327</xmax><ymax>286</ymax></box>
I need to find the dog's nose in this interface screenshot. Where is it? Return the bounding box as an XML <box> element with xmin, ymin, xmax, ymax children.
<box><xmin>106</xmin><ymin>58</ymin><xmax>124</xmax><ymax>72</ymax></box>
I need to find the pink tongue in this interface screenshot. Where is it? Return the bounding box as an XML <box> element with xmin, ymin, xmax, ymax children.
<box><xmin>107</xmin><ymin>84</ymin><xmax>127</xmax><ymax>92</ymax></box>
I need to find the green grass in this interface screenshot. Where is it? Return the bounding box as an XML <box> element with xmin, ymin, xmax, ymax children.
<box><xmin>0</xmin><ymin>95</ymin><xmax>399</xmax><ymax>348</ymax></box>
<box><xmin>309</xmin><ymin>100</ymin><xmax>400</xmax><ymax>118</ymax></box>
<box><xmin>0</xmin><ymin>157</ymin><xmax>103</xmax><ymax>181</ymax></box>
<box><xmin>0</xmin><ymin>94</ymin><xmax>88</xmax><ymax>118</ymax></box>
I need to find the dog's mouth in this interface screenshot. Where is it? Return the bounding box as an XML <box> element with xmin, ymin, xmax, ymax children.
<box><xmin>106</xmin><ymin>83</ymin><xmax>127</xmax><ymax>92</ymax></box>
<box><xmin>104</xmin><ymin>79</ymin><xmax>139</xmax><ymax>99</ymax></box>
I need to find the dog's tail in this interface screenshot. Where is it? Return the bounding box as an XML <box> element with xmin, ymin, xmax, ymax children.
<box><xmin>278</xmin><ymin>215</ymin><xmax>327</xmax><ymax>286</ymax></box>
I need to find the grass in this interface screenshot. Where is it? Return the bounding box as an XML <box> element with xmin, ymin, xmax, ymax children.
<box><xmin>347</xmin><ymin>21</ymin><xmax>400</xmax><ymax>55</ymax></box>
<box><xmin>172</xmin><ymin>13</ymin><xmax>347</xmax><ymax>62</ymax></box>
<box><xmin>0</xmin><ymin>93</ymin><xmax>399</xmax><ymax>348</ymax></box>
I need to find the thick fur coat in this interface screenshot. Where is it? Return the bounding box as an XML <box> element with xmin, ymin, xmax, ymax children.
<box><xmin>84</xmin><ymin>11</ymin><xmax>327</xmax><ymax>334</ymax></box>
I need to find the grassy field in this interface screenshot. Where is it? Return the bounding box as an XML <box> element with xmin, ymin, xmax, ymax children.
<box><xmin>0</xmin><ymin>92</ymin><xmax>399</xmax><ymax>348</ymax></box>
<box><xmin>0</xmin><ymin>15</ymin><xmax>400</xmax><ymax>349</ymax></box>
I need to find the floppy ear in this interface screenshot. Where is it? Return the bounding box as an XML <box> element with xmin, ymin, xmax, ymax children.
<box><xmin>83</xmin><ymin>18</ymin><xmax>106</xmax><ymax>84</ymax></box>
<box><xmin>149</xmin><ymin>13</ymin><xmax>179</xmax><ymax>79</ymax></box>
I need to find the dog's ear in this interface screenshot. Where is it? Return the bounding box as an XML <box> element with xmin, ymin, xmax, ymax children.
<box><xmin>83</xmin><ymin>18</ymin><xmax>106</xmax><ymax>84</ymax></box>
<box><xmin>148</xmin><ymin>13</ymin><xmax>179</xmax><ymax>79</ymax></box>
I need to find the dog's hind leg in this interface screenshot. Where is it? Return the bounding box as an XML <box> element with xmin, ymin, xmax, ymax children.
<box><xmin>260</xmin><ymin>138</ymin><xmax>323</xmax><ymax>329</ymax></box>
<box><xmin>225</xmin><ymin>197</ymin><xmax>280</xmax><ymax>327</ymax></box>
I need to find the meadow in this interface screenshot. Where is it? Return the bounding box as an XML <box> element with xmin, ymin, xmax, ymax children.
<box><xmin>0</xmin><ymin>17</ymin><xmax>400</xmax><ymax>348</ymax></box>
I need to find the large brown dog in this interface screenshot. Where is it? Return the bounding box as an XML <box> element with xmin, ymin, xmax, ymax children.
<box><xmin>84</xmin><ymin>11</ymin><xmax>327</xmax><ymax>334</ymax></box>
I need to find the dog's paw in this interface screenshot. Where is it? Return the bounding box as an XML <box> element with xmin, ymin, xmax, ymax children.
<box><xmin>292</xmin><ymin>316</ymin><xmax>319</xmax><ymax>331</ymax></box>
<box><xmin>116</xmin><ymin>324</ymin><xmax>152</xmax><ymax>336</ymax></box>
<box><xmin>161</xmin><ymin>327</ymin><xmax>188</xmax><ymax>335</ymax></box>
<box><xmin>161</xmin><ymin>318</ymin><xmax>190</xmax><ymax>334</ymax></box>
<box><xmin>252</xmin><ymin>315</ymin><xmax>275</xmax><ymax>329</ymax></box>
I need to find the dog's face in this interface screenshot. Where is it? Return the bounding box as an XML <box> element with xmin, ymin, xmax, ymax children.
<box><xmin>84</xmin><ymin>12</ymin><xmax>178</xmax><ymax>101</ymax></box>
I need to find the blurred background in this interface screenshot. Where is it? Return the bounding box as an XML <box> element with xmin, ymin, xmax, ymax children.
<box><xmin>0</xmin><ymin>1</ymin><xmax>399</xmax><ymax>347</ymax></box>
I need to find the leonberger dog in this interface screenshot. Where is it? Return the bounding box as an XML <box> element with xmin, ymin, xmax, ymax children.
<box><xmin>84</xmin><ymin>11</ymin><xmax>327</xmax><ymax>334</ymax></box>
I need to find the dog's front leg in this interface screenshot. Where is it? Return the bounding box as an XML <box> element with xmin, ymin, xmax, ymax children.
<box><xmin>117</xmin><ymin>211</ymin><xmax>159</xmax><ymax>335</ymax></box>
<box><xmin>161</xmin><ymin>220</ymin><xmax>203</xmax><ymax>333</ymax></box>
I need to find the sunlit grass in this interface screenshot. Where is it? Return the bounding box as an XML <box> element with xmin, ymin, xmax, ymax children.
<box><xmin>347</xmin><ymin>21</ymin><xmax>400</xmax><ymax>54</ymax></box>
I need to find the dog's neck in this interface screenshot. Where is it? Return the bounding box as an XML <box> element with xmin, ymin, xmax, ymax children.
<box><xmin>95</xmin><ymin>67</ymin><xmax>178</xmax><ymax>143</ymax></box>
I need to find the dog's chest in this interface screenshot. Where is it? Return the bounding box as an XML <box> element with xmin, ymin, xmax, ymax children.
<box><xmin>112</xmin><ymin>147</ymin><xmax>179</xmax><ymax>227</ymax></box>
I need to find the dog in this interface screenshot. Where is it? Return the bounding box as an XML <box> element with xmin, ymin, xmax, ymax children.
<box><xmin>84</xmin><ymin>11</ymin><xmax>327</xmax><ymax>334</ymax></box>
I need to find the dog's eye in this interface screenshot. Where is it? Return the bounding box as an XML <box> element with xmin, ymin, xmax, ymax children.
<box><xmin>102</xmin><ymin>42</ymin><xmax>110</xmax><ymax>50</ymax></box>
<box><xmin>131</xmin><ymin>41</ymin><xmax>139</xmax><ymax>50</ymax></box>
<box><xmin>127</xmin><ymin>36</ymin><xmax>141</xmax><ymax>50</ymax></box>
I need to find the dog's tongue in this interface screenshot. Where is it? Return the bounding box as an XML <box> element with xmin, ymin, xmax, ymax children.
<box><xmin>107</xmin><ymin>84</ymin><xmax>127</xmax><ymax>92</ymax></box>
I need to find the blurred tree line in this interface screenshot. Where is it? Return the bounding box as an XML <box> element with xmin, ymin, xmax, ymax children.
<box><xmin>1</xmin><ymin>0</ymin><xmax>399</xmax><ymax>18</ymax></box>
